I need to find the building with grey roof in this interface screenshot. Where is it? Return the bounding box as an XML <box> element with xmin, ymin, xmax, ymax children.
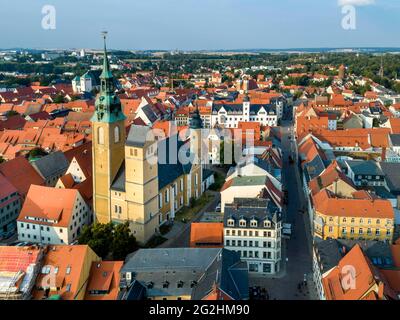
<box><xmin>345</xmin><ymin>160</ymin><xmax>385</xmax><ymax>187</ymax></box>
<box><xmin>119</xmin><ymin>248</ymin><xmax>248</xmax><ymax>300</ymax></box>
<box><xmin>125</xmin><ymin>125</ymin><xmax>154</xmax><ymax>148</ymax></box>
<box><xmin>31</xmin><ymin>151</ymin><xmax>69</xmax><ymax>186</ymax></box>
<box><xmin>379</xmin><ymin>162</ymin><xmax>400</xmax><ymax>196</ymax></box>
<box><xmin>389</xmin><ymin>134</ymin><xmax>400</xmax><ymax>147</ymax></box>
<box><xmin>223</xmin><ymin>198</ymin><xmax>282</xmax><ymax>275</ymax></box>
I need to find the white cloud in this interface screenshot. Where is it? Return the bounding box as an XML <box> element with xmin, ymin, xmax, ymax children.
<box><xmin>338</xmin><ymin>0</ymin><xmax>375</xmax><ymax>6</ymax></box>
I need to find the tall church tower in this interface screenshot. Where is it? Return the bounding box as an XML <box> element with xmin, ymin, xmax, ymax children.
<box><xmin>92</xmin><ymin>32</ymin><xmax>126</xmax><ymax>224</ymax></box>
<box><xmin>188</xmin><ymin>105</ymin><xmax>203</xmax><ymax>200</ymax></box>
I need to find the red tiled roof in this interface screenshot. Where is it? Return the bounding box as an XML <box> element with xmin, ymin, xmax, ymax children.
<box><xmin>0</xmin><ymin>246</ymin><xmax>42</xmax><ymax>273</ymax></box>
<box><xmin>0</xmin><ymin>156</ymin><xmax>45</xmax><ymax>196</ymax></box>
<box><xmin>190</xmin><ymin>222</ymin><xmax>223</xmax><ymax>248</ymax></box>
<box><xmin>85</xmin><ymin>261</ymin><xmax>123</xmax><ymax>300</ymax></box>
<box><xmin>33</xmin><ymin>245</ymin><xmax>99</xmax><ymax>300</ymax></box>
<box><xmin>313</xmin><ymin>189</ymin><xmax>394</xmax><ymax>219</ymax></box>
<box><xmin>0</xmin><ymin>115</ymin><xmax>27</xmax><ymax>130</ymax></box>
<box><xmin>308</xmin><ymin>160</ymin><xmax>355</xmax><ymax>195</ymax></box>
<box><xmin>18</xmin><ymin>185</ymin><xmax>79</xmax><ymax>228</ymax></box>
<box><xmin>322</xmin><ymin>244</ymin><xmax>380</xmax><ymax>300</ymax></box>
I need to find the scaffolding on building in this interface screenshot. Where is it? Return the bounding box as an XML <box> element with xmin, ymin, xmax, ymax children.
<box><xmin>0</xmin><ymin>246</ymin><xmax>44</xmax><ymax>300</ymax></box>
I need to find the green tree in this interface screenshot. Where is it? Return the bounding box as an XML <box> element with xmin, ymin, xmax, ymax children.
<box><xmin>70</xmin><ymin>95</ymin><xmax>81</xmax><ymax>101</ymax></box>
<box><xmin>78</xmin><ymin>223</ymin><xmax>114</xmax><ymax>259</ymax></box>
<box><xmin>79</xmin><ymin>222</ymin><xmax>138</xmax><ymax>260</ymax></box>
<box><xmin>53</xmin><ymin>94</ymin><xmax>65</xmax><ymax>104</ymax></box>
<box><xmin>111</xmin><ymin>222</ymin><xmax>138</xmax><ymax>260</ymax></box>
<box><xmin>28</xmin><ymin>147</ymin><xmax>47</xmax><ymax>160</ymax></box>
<box><xmin>5</xmin><ymin>110</ymin><xmax>19</xmax><ymax>117</ymax></box>
<box><xmin>189</xmin><ymin>197</ymin><xmax>196</xmax><ymax>209</ymax></box>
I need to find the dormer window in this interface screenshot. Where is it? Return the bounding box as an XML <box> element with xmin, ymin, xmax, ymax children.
<box><xmin>227</xmin><ymin>219</ymin><xmax>234</xmax><ymax>227</ymax></box>
<box><xmin>239</xmin><ymin>219</ymin><xmax>246</xmax><ymax>227</ymax></box>
<box><xmin>264</xmin><ymin>220</ymin><xmax>271</xmax><ymax>228</ymax></box>
<box><xmin>250</xmin><ymin>220</ymin><xmax>258</xmax><ymax>227</ymax></box>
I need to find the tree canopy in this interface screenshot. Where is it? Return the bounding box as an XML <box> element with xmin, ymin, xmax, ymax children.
<box><xmin>78</xmin><ymin>222</ymin><xmax>138</xmax><ymax>260</ymax></box>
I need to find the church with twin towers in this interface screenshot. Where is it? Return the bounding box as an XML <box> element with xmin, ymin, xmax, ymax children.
<box><xmin>91</xmin><ymin>35</ymin><xmax>207</xmax><ymax>243</ymax></box>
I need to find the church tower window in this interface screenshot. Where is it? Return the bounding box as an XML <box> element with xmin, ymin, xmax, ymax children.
<box><xmin>114</xmin><ymin>126</ymin><xmax>120</xmax><ymax>143</ymax></box>
<box><xmin>98</xmin><ymin>127</ymin><xmax>104</xmax><ymax>145</ymax></box>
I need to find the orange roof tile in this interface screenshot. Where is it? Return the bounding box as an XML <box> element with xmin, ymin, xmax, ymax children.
<box><xmin>314</xmin><ymin>129</ymin><xmax>371</xmax><ymax>150</ymax></box>
<box><xmin>84</xmin><ymin>261</ymin><xmax>123</xmax><ymax>300</ymax></box>
<box><xmin>322</xmin><ymin>244</ymin><xmax>380</xmax><ymax>300</ymax></box>
<box><xmin>0</xmin><ymin>174</ymin><xmax>18</xmax><ymax>200</ymax></box>
<box><xmin>308</xmin><ymin>160</ymin><xmax>355</xmax><ymax>195</ymax></box>
<box><xmin>59</xmin><ymin>173</ymin><xmax>75</xmax><ymax>188</ymax></box>
<box><xmin>220</xmin><ymin>179</ymin><xmax>233</xmax><ymax>192</ymax></box>
<box><xmin>391</xmin><ymin>242</ymin><xmax>400</xmax><ymax>268</ymax></box>
<box><xmin>18</xmin><ymin>185</ymin><xmax>79</xmax><ymax>228</ymax></box>
<box><xmin>0</xmin><ymin>246</ymin><xmax>42</xmax><ymax>273</ymax></box>
<box><xmin>390</xmin><ymin>118</ymin><xmax>400</xmax><ymax>134</ymax></box>
<box><xmin>0</xmin><ymin>156</ymin><xmax>45</xmax><ymax>196</ymax></box>
<box><xmin>64</xmin><ymin>142</ymin><xmax>92</xmax><ymax>178</ymax></box>
<box><xmin>190</xmin><ymin>222</ymin><xmax>224</xmax><ymax>248</ymax></box>
<box><xmin>298</xmin><ymin>136</ymin><xmax>326</xmax><ymax>164</ymax></box>
<box><xmin>380</xmin><ymin>270</ymin><xmax>400</xmax><ymax>293</ymax></box>
<box><xmin>33</xmin><ymin>245</ymin><xmax>99</xmax><ymax>300</ymax></box>
<box><xmin>313</xmin><ymin>189</ymin><xmax>394</xmax><ymax>219</ymax></box>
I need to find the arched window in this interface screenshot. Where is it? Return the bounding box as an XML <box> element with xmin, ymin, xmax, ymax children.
<box><xmin>98</xmin><ymin>127</ymin><xmax>104</xmax><ymax>145</ymax></box>
<box><xmin>114</xmin><ymin>126</ymin><xmax>120</xmax><ymax>143</ymax></box>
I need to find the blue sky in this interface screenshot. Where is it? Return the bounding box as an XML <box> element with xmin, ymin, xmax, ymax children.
<box><xmin>0</xmin><ymin>0</ymin><xmax>399</xmax><ymax>50</ymax></box>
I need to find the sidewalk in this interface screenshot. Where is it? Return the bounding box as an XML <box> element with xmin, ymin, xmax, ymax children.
<box><xmin>163</xmin><ymin>221</ymin><xmax>185</xmax><ymax>240</ymax></box>
<box><xmin>158</xmin><ymin>191</ymin><xmax>219</xmax><ymax>248</ymax></box>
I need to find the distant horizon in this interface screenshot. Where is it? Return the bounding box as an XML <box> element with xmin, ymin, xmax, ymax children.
<box><xmin>2</xmin><ymin>46</ymin><xmax>400</xmax><ymax>53</ymax></box>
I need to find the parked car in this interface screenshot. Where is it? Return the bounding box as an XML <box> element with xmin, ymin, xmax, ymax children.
<box><xmin>215</xmin><ymin>203</ymin><xmax>221</xmax><ymax>212</ymax></box>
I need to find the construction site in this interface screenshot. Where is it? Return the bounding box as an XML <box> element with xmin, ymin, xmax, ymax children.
<box><xmin>0</xmin><ymin>246</ymin><xmax>44</xmax><ymax>300</ymax></box>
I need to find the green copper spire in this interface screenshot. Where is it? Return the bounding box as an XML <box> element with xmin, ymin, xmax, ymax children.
<box><xmin>100</xmin><ymin>31</ymin><xmax>113</xmax><ymax>80</ymax></box>
<box><xmin>91</xmin><ymin>32</ymin><xmax>126</xmax><ymax>123</ymax></box>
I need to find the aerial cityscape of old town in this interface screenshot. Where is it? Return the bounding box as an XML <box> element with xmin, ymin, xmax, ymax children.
<box><xmin>0</xmin><ymin>0</ymin><xmax>400</xmax><ymax>306</ymax></box>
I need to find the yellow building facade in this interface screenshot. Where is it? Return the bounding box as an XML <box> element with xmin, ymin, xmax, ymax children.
<box><xmin>314</xmin><ymin>211</ymin><xmax>394</xmax><ymax>242</ymax></box>
<box><xmin>92</xmin><ymin>37</ymin><xmax>205</xmax><ymax>244</ymax></box>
